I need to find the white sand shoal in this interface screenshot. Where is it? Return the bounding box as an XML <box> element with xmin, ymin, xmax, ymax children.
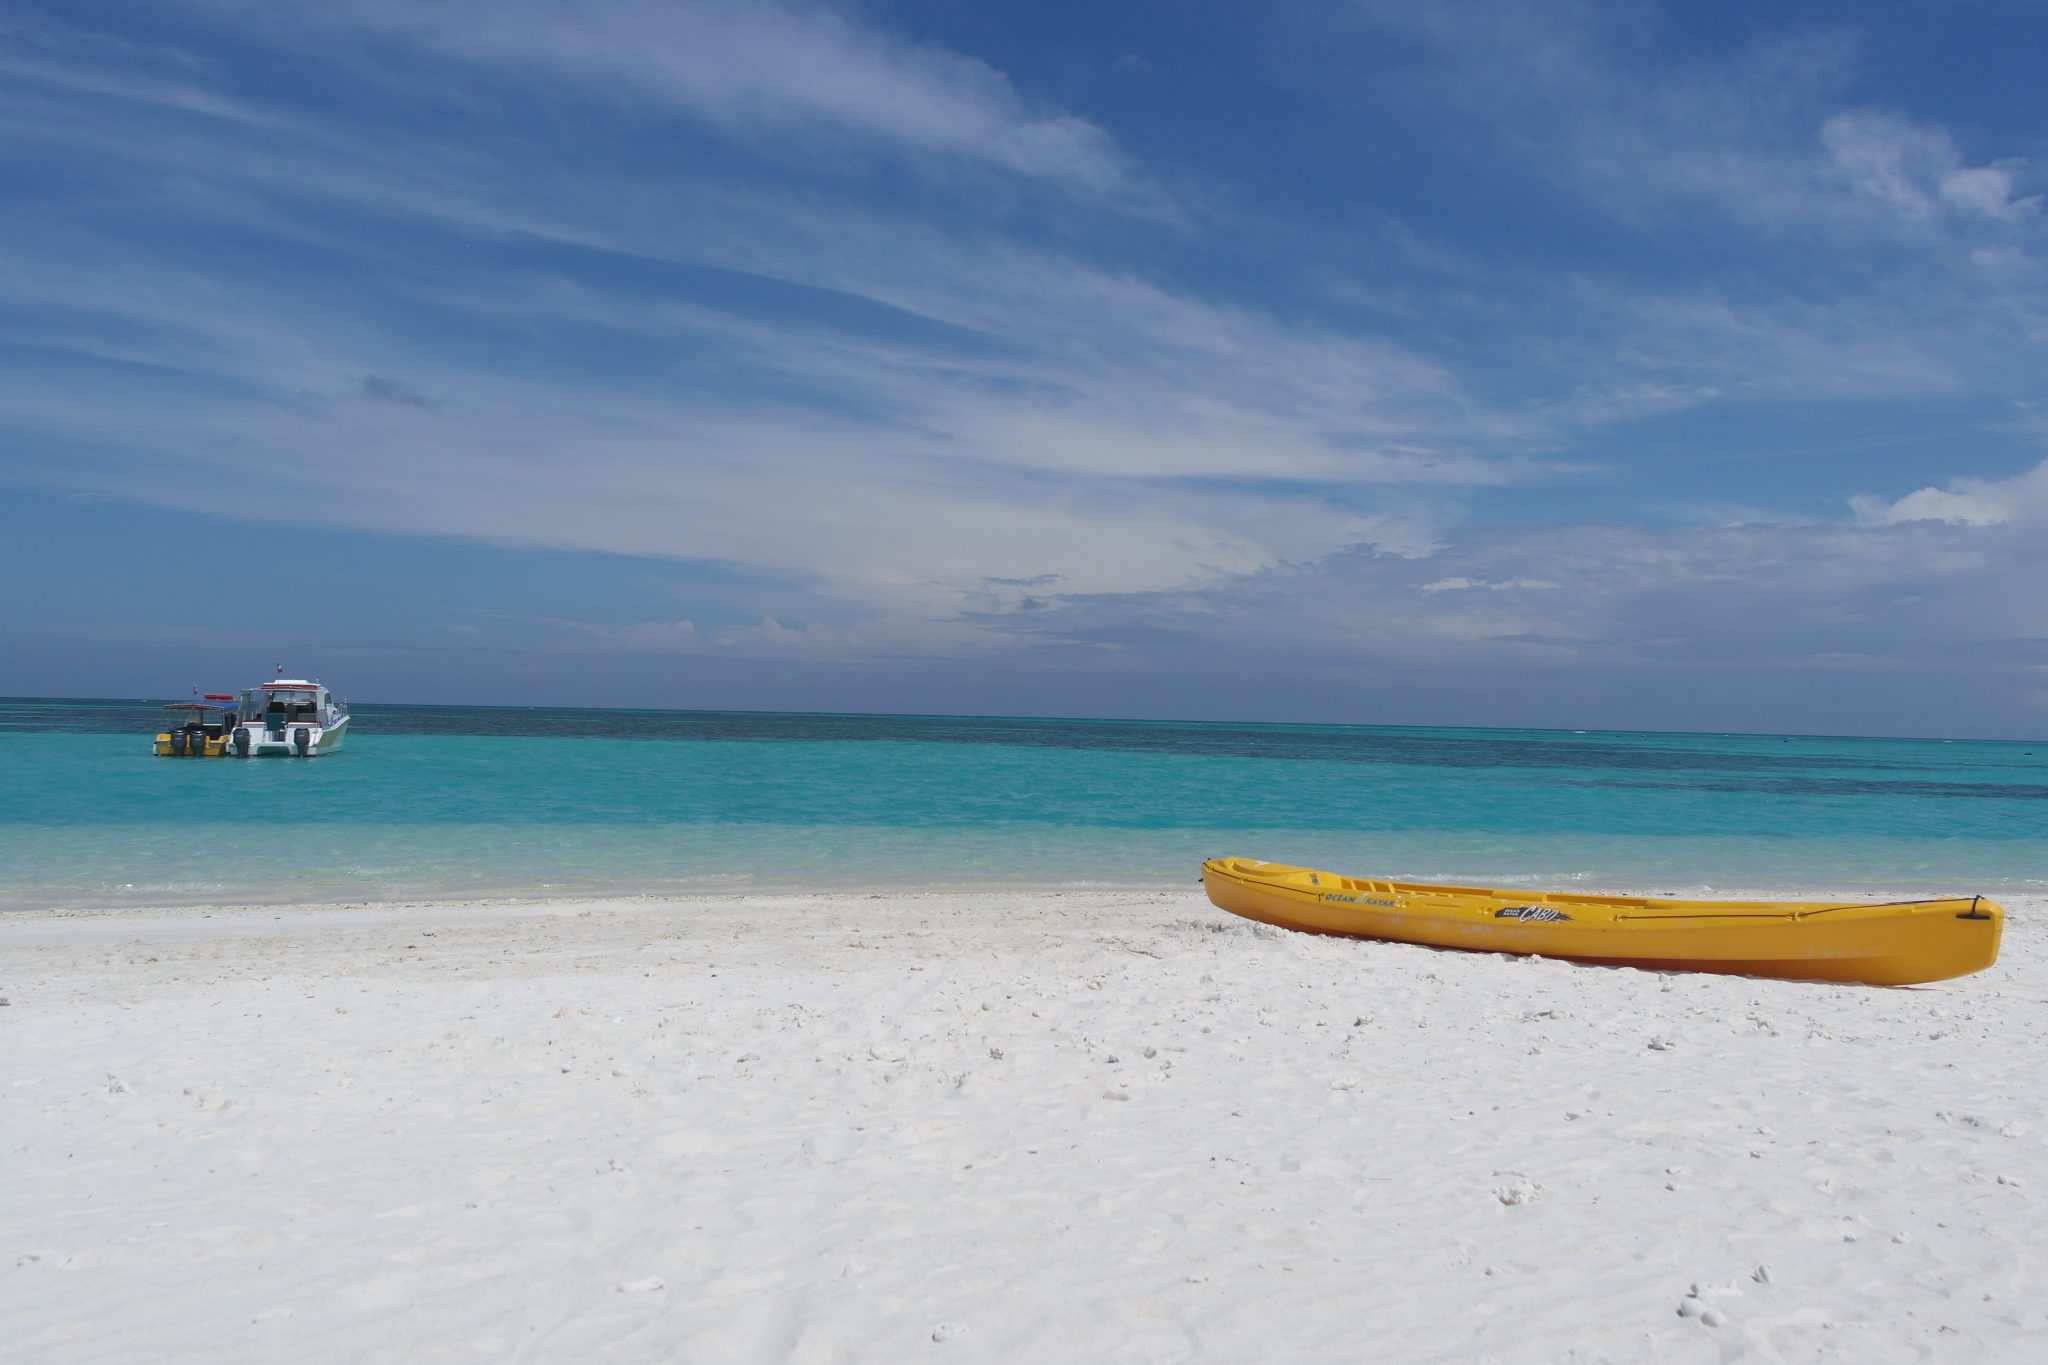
<box><xmin>4</xmin><ymin>890</ymin><xmax>2047</xmax><ymax>1364</ymax></box>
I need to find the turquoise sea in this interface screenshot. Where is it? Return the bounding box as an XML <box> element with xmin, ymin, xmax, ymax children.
<box><xmin>2</xmin><ymin>698</ymin><xmax>2044</xmax><ymax>910</ymax></box>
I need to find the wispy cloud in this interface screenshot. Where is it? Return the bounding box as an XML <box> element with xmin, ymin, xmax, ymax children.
<box><xmin>1822</xmin><ymin>110</ymin><xmax>2040</xmax><ymax>227</ymax></box>
<box><xmin>209</xmin><ymin>0</ymin><xmax>1147</xmax><ymax>203</ymax></box>
<box><xmin>1330</xmin><ymin>1</ymin><xmax>2040</xmax><ymax>242</ymax></box>
<box><xmin>1416</xmin><ymin>577</ymin><xmax>1560</xmax><ymax>594</ymax></box>
<box><xmin>356</xmin><ymin>374</ymin><xmax>438</xmax><ymax>409</ymax></box>
<box><xmin>1853</xmin><ymin>459</ymin><xmax>2048</xmax><ymax>527</ymax></box>
<box><xmin>1000</xmin><ymin>513</ymin><xmax>2048</xmax><ymax>697</ymax></box>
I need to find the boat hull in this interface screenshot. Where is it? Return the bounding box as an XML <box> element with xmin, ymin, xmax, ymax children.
<box><xmin>1201</xmin><ymin>858</ymin><xmax>2001</xmax><ymax>986</ymax></box>
<box><xmin>154</xmin><ymin>732</ymin><xmax>232</xmax><ymax>757</ymax></box>
<box><xmin>239</xmin><ymin>714</ymin><xmax>348</xmax><ymax>757</ymax></box>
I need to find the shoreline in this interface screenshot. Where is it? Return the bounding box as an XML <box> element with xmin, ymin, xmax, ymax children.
<box><xmin>0</xmin><ymin>877</ymin><xmax>1195</xmax><ymax>919</ymax></box>
<box><xmin>4</xmin><ymin>868</ymin><xmax>2040</xmax><ymax>921</ymax></box>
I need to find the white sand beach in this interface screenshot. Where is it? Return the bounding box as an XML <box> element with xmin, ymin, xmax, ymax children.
<box><xmin>5</xmin><ymin>889</ymin><xmax>2046</xmax><ymax>1363</ymax></box>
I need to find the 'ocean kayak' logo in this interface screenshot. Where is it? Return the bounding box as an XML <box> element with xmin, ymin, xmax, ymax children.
<box><xmin>1496</xmin><ymin>905</ymin><xmax>1571</xmax><ymax>923</ymax></box>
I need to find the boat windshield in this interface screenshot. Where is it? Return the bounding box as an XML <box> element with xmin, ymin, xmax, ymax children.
<box><xmin>243</xmin><ymin>688</ymin><xmax>323</xmax><ymax>721</ymax></box>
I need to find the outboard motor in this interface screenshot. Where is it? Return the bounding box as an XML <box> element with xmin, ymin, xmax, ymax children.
<box><xmin>171</xmin><ymin>729</ymin><xmax>188</xmax><ymax>757</ymax></box>
<box><xmin>233</xmin><ymin>727</ymin><xmax>250</xmax><ymax>757</ymax></box>
<box><xmin>293</xmin><ymin>726</ymin><xmax>311</xmax><ymax>756</ymax></box>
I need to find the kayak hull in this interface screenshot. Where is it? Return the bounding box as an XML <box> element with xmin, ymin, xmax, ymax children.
<box><xmin>1201</xmin><ymin>858</ymin><xmax>2001</xmax><ymax>986</ymax></box>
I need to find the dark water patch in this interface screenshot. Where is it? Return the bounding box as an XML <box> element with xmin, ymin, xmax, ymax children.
<box><xmin>7</xmin><ymin>696</ymin><xmax>2041</xmax><ymax>783</ymax></box>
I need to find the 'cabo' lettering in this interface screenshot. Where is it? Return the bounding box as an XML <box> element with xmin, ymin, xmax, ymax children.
<box><xmin>1495</xmin><ymin>905</ymin><xmax>1571</xmax><ymax>923</ymax></box>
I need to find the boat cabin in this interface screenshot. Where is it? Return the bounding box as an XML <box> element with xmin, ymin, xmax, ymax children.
<box><xmin>241</xmin><ymin>680</ymin><xmax>343</xmax><ymax>733</ymax></box>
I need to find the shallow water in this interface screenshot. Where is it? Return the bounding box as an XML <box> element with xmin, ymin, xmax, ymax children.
<box><xmin>3</xmin><ymin>697</ymin><xmax>2044</xmax><ymax>907</ymax></box>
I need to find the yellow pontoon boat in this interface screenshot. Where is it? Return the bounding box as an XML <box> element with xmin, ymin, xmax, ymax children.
<box><xmin>153</xmin><ymin>701</ymin><xmax>237</xmax><ymax>757</ymax></box>
<box><xmin>1201</xmin><ymin>857</ymin><xmax>2001</xmax><ymax>986</ymax></box>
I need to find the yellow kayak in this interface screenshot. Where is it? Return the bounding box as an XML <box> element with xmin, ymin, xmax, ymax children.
<box><xmin>1201</xmin><ymin>857</ymin><xmax>2002</xmax><ymax>986</ymax></box>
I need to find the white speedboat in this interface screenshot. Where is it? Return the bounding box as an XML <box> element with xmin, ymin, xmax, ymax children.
<box><xmin>231</xmin><ymin>679</ymin><xmax>350</xmax><ymax>757</ymax></box>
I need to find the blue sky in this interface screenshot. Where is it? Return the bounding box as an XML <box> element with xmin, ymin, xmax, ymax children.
<box><xmin>5</xmin><ymin>0</ymin><xmax>2048</xmax><ymax>735</ymax></box>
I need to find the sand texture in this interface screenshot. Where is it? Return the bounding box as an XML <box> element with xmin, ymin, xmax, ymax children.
<box><xmin>4</xmin><ymin>890</ymin><xmax>2046</xmax><ymax>1363</ymax></box>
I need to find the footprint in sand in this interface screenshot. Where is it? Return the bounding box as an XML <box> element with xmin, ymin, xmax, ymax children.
<box><xmin>1677</xmin><ymin>1279</ymin><xmax>1744</xmax><ymax>1327</ymax></box>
